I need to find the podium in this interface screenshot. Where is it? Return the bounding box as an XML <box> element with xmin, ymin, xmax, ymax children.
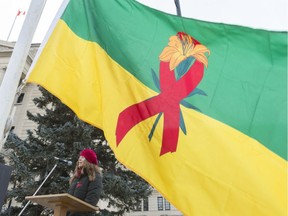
<box><xmin>26</xmin><ymin>193</ymin><xmax>99</xmax><ymax>216</ymax></box>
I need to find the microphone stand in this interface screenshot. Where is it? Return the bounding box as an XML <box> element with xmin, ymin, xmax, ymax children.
<box><xmin>18</xmin><ymin>163</ymin><xmax>58</xmax><ymax>216</ymax></box>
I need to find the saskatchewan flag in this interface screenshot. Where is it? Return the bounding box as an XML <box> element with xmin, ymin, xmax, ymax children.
<box><xmin>27</xmin><ymin>0</ymin><xmax>287</xmax><ymax>215</ymax></box>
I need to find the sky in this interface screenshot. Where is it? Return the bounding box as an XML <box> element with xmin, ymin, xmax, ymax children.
<box><xmin>0</xmin><ymin>0</ymin><xmax>287</xmax><ymax>43</ymax></box>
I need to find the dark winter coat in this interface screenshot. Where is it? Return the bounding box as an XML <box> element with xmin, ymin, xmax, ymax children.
<box><xmin>67</xmin><ymin>171</ymin><xmax>102</xmax><ymax>216</ymax></box>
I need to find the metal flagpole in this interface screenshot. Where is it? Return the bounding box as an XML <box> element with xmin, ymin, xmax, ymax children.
<box><xmin>0</xmin><ymin>0</ymin><xmax>47</xmax><ymax>151</ymax></box>
<box><xmin>6</xmin><ymin>11</ymin><xmax>19</xmax><ymax>41</ymax></box>
<box><xmin>174</xmin><ymin>0</ymin><xmax>182</xmax><ymax>16</ymax></box>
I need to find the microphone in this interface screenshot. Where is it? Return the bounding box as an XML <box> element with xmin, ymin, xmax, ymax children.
<box><xmin>54</xmin><ymin>157</ymin><xmax>72</xmax><ymax>166</ymax></box>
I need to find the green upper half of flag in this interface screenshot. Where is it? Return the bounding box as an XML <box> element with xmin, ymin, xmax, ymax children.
<box><xmin>60</xmin><ymin>0</ymin><xmax>287</xmax><ymax>160</ymax></box>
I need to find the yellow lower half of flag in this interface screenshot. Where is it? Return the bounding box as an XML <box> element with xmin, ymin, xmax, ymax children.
<box><xmin>27</xmin><ymin>21</ymin><xmax>287</xmax><ymax>216</ymax></box>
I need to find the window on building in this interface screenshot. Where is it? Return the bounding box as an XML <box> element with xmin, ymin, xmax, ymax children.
<box><xmin>157</xmin><ymin>196</ymin><xmax>163</xmax><ymax>211</ymax></box>
<box><xmin>143</xmin><ymin>197</ymin><xmax>149</xmax><ymax>211</ymax></box>
<box><xmin>16</xmin><ymin>93</ymin><xmax>25</xmax><ymax>103</ymax></box>
<box><xmin>164</xmin><ymin>198</ymin><xmax>171</xmax><ymax>210</ymax></box>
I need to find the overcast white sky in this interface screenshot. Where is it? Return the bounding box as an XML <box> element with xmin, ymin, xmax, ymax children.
<box><xmin>0</xmin><ymin>0</ymin><xmax>287</xmax><ymax>43</ymax></box>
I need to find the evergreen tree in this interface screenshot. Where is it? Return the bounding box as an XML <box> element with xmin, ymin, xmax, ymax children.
<box><xmin>2</xmin><ymin>87</ymin><xmax>151</xmax><ymax>216</ymax></box>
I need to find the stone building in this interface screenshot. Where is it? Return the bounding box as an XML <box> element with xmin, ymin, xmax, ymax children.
<box><xmin>0</xmin><ymin>40</ymin><xmax>41</xmax><ymax>140</ymax></box>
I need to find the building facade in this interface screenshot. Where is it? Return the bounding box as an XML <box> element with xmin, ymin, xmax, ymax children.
<box><xmin>124</xmin><ymin>190</ymin><xmax>182</xmax><ymax>216</ymax></box>
<box><xmin>0</xmin><ymin>40</ymin><xmax>41</xmax><ymax>141</ymax></box>
<box><xmin>0</xmin><ymin>40</ymin><xmax>182</xmax><ymax>216</ymax></box>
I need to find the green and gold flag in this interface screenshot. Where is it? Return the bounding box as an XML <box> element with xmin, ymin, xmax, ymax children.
<box><xmin>27</xmin><ymin>0</ymin><xmax>287</xmax><ymax>215</ymax></box>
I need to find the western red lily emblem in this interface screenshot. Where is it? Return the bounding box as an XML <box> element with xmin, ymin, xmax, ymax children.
<box><xmin>116</xmin><ymin>32</ymin><xmax>210</xmax><ymax>155</ymax></box>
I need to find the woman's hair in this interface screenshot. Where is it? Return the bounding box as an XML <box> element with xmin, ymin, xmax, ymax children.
<box><xmin>69</xmin><ymin>159</ymin><xmax>101</xmax><ymax>184</ymax></box>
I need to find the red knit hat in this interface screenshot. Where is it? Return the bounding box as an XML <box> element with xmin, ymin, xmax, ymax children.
<box><xmin>80</xmin><ymin>149</ymin><xmax>98</xmax><ymax>165</ymax></box>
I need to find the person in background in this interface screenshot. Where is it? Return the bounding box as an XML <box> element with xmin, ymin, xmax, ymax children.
<box><xmin>67</xmin><ymin>148</ymin><xmax>103</xmax><ymax>216</ymax></box>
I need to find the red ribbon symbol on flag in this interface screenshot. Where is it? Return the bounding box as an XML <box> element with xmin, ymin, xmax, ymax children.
<box><xmin>116</xmin><ymin>32</ymin><xmax>210</xmax><ymax>155</ymax></box>
<box><xmin>116</xmin><ymin>60</ymin><xmax>204</xmax><ymax>155</ymax></box>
